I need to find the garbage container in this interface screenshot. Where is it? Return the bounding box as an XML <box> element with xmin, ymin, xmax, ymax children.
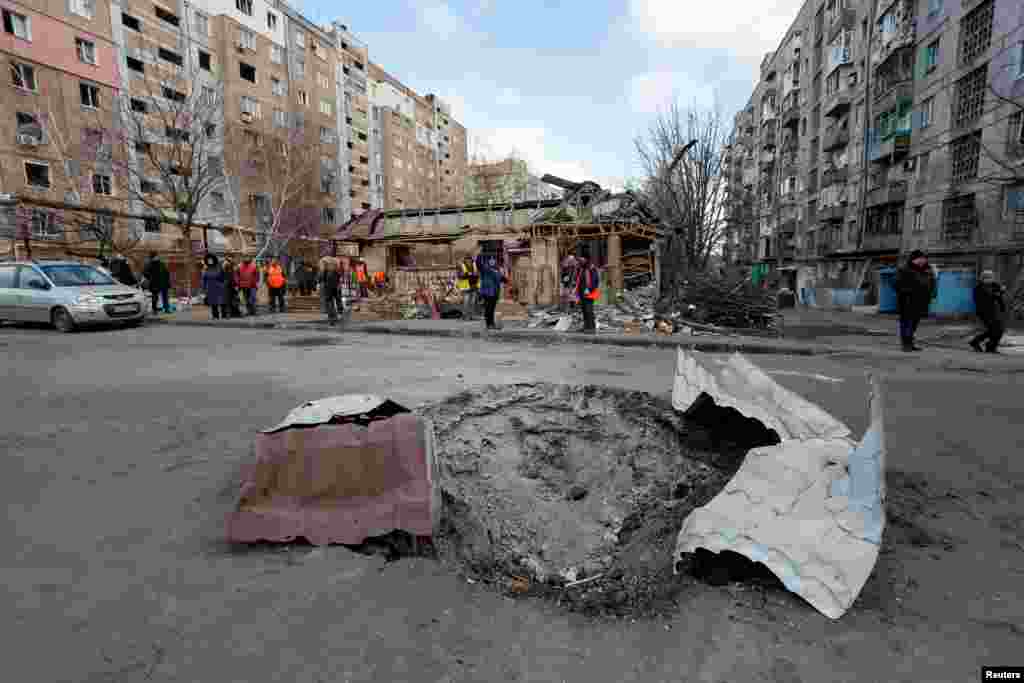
<box><xmin>778</xmin><ymin>288</ymin><xmax>796</xmax><ymax>309</ymax></box>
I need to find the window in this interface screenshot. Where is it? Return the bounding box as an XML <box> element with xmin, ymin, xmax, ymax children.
<box><xmin>144</xmin><ymin>217</ymin><xmax>161</xmax><ymax>233</ymax></box>
<box><xmin>71</xmin><ymin>0</ymin><xmax>96</xmax><ymax>19</ymax></box>
<box><xmin>239</xmin><ymin>29</ymin><xmax>255</xmax><ymax>51</ymax></box>
<box><xmin>11</xmin><ymin>62</ymin><xmax>36</xmax><ymax>90</ymax></box>
<box><xmin>271</xmin><ymin>77</ymin><xmax>285</xmax><ymax>96</ymax></box>
<box><xmin>959</xmin><ymin>0</ymin><xmax>993</xmax><ymax>66</ymax></box>
<box><xmin>917</xmin><ymin>151</ymin><xmax>930</xmax><ymax>182</ymax></box>
<box><xmin>295</xmin><ymin>58</ymin><xmax>305</xmax><ymax>78</ymax></box>
<box><xmin>322</xmin><ymin>207</ymin><xmax>336</xmax><ymax>224</ymax></box>
<box><xmin>236</xmin><ymin>0</ymin><xmax>253</xmax><ymax>17</ymax></box>
<box><xmin>267</xmin><ymin>12</ymin><xmax>278</xmax><ymax>30</ymax></box>
<box><xmin>204</xmin><ymin>123</ymin><xmax>216</xmax><ymax>137</ymax></box>
<box><xmin>239</xmin><ymin>62</ymin><xmax>256</xmax><ymax>83</ymax></box>
<box><xmin>2</xmin><ymin>9</ymin><xmax>30</xmax><ymax>40</ymax></box>
<box><xmin>154</xmin><ymin>6</ymin><xmax>179</xmax><ymax>27</ymax></box>
<box><xmin>1005</xmin><ymin>184</ymin><xmax>1024</xmax><ymax>223</ymax></box>
<box><xmin>919</xmin><ymin>97</ymin><xmax>934</xmax><ymax>128</ymax></box>
<box><xmin>162</xmin><ymin>86</ymin><xmax>185</xmax><ymax>103</ymax></box>
<box><xmin>1012</xmin><ymin>112</ymin><xmax>1024</xmax><ymax>147</ymax></box>
<box><xmin>925</xmin><ymin>39</ymin><xmax>939</xmax><ymax>72</ymax></box>
<box><xmin>140</xmin><ymin>179</ymin><xmax>158</xmax><ymax>194</ymax></box>
<box><xmin>950</xmin><ymin>132</ymin><xmax>981</xmax><ymax>184</ymax></box>
<box><xmin>319</xmin><ymin>100</ymin><xmax>333</xmax><ymax>116</ymax></box>
<box><xmin>1016</xmin><ymin>42</ymin><xmax>1024</xmax><ymax>80</ymax></box>
<box><xmin>130</xmin><ymin>97</ymin><xmax>147</xmax><ymax>113</ymax></box>
<box><xmin>80</xmin><ymin>83</ymin><xmax>100</xmax><ymax>108</ymax></box>
<box><xmin>952</xmin><ymin>64</ymin><xmax>987</xmax><ymax>129</ymax></box>
<box><xmin>271</xmin><ymin>45</ymin><xmax>284</xmax><ymax>64</ymax></box>
<box><xmin>198</xmin><ymin>50</ymin><xmax>211</xmax><ymax>71</ymax></box>
<box><xmin>122</xmin><ymin>13</ymin><xmax>141</xmax><ymax>31</ymax></box>
<box><xmin>165</xmin><ymin>127</ymin><xmax>189</xmax><ymax>142</ymax></box>
<box><xmin>75</xmin><ymin>38</ymin><xmax>97</xmax><ymax>65</ymax></box>
<box><xmin>25</xmin><ymin>161</ymin><xmax>50</xmax><ymax>188</ymax></box>
<box><xmin>192</xmin><ymin>10</ymin><xmax>208</xmax><ymax>36</ymax></box>
<box><xmin>913</xmin><ymin>206</ymin><xmax>924</xmax><ymax>232</ymax></box>
<box><xmin>92</xmin><ymin>174</ymin><xmax>112</xmax><ymax>195</ymax></box>
<box><xmin>135</xmin><ymin>140</ymin><xmax>151</xmax><ymax>154</ymax></box>
<box><xmin>126</xmin><ymin>56</ymin><xmax>144</xmax><ymax>74</ymax></box>
<box><xmin>317</xmin><ymin>72</ymin><xmax>329</xmax><ymax>89</ymax></box>
<box><xmin>15</xmin><ymin>111</ymin><xmax>43</xmax><ymax>144</ymax></box>
<box><xmin>943</xmin><ymin>194</ymin><xmax>977</xmax><ymax>238</ymax></box>
<box><xmin>928</xmin><ymin>0</ymin><xmax>942</xmax><ymax>15</ymax></box>
<box><xmin>320</xmin><ymin>126</ymin><xmax>333</xmax><ymax>142</ymax></box>
<box><xmin>297</xmin><ymin>90</ymin><xmax>309</xmax><ymax>106</ymax></box>
<box><xmin>294</xmin><ymin>29</ymin><xmax>305</xmax><ymax>48</ymax></box>
<box><xmin>273</xmin><ymin>109</ymin><xmax>287</xmax><ymax>127</ymax></box>
<box><xmin>158</xmin><ymin>47</ymin><xmax>182</xmax><ymax>67</ymax></box>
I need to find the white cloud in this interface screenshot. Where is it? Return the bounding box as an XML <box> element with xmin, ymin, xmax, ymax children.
<box><xmin>628</xmin><ymin>71</ymin><xmax>717</xmax><ymax>114</ymax></box>
<box><xmin>416</xmin><ymin>2</ymin><xmax>461</xmax><ymax>41</ymax></box>
<box><xmin>628</xmin><ymin>0</ymin><xmax>803</xmax><ymax>61</ymax></box>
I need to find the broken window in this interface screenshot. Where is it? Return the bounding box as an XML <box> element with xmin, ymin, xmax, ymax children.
<box><xmin>80</xmin><ymin>82</ymin><xmax>100</xmax><ymax>108</ymax></box>
<box><xmin>15</xmin><ymin>112</ymin><xmax>43</xmax><ymax>144</ymax></box>
<box><xmin>958</xmin><ymin>0</ymin><xmax>993</xmax><ymax>66</ymax></box>
<box><xmin>154</xmin><ymin>6</ymin><xmax>179</xmax><ymax>27</ymax></box>
<box><xmin>162</xmin><ymin>86</ymin><xmax>185</xmax><ymax>103</ymax></box>
<box><xmin>198</xmin><ymin>50</ymin><xmax>211</xmax><ymax>71</ymax></box>
<box><xmin>122</xmin><ymin>13</ymin><xmax>141</xmax><ymax>31</ymax></box>
<box><xmin>239</xmin><ymin>61</ymin><xmax>256</xmax><ymax>83</ymax></box>
<box><xmin>130</xmin><ymin>97</ymin><xmax>147</xmax><ymax>113</ymax></box>
<box><xmin>236</xmin><ymin>0</ymin><xmax>253</xmax><ymax>17</ymax></box>
<box><xmin>158</xmin><ymin>47</ymin><xmax>182</xmax><ymax>67</ymax></box>
<box><xmin>25</xmin><ymin>161</ymin><xmax>50</xmax><ymax>188</ymax></box>
<box><xmin>127</xmin><ymin>56</ymin><xmax>144</xmax><ymax>73</ymax></box>
<box><xmin>92</xmin><ymin>174</ymin><xmax>112</xmax><ymax>195</ymax></box>
<box><xmin>952</xmin><ymin>63</ymin><xmax>987</xmax><ymax>129</ymax></box>
<box><xmin>76</xmin><ymin>38</ymin><xmax>96</xmax><ymax>65</ymax></box>
<box><xmin>2</xmin><ymin>9</ymin><xmax>31</xmax><ymax>40</ymax></box>
<box><xmin>11</xmin><ymin>62</ymin><xmax>36</xmax><ymax>91</ymax></box>
<box><xmin>144</xmin><ymin>217</ymin><xmax>161</xmax><ymax>233</ymax></box>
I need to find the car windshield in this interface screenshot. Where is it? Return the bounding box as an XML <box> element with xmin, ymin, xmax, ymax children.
<box><xmin>40</xmin><ymin>264</ymin><xmax>116</xmax><ymax>287</ymax></box>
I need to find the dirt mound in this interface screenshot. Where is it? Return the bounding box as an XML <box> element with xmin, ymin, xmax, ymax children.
<box><xmin>418</xmin><ymin>383</ymin><xmax>779</xmax><ymax>617</ymax></box>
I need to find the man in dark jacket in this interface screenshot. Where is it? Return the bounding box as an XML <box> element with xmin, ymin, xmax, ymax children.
<box><xmin>895</xmin><ymin>250</ymin><xmax>936</xmax><ymax>352</ymax></box>
<box><xmin>969</xmin><ymin>270</ymin><xmax>1007</xmax><ymax>353</ymax></box>
<box><xmin>143</xmin><ymin>252</ymin><xmax>171</xmax><ymax>314</ymax></box>
<box><xmin>109</xmin><ymin>255</ymin><xmax>138</xmax><ymax>287</ymax></box>
<box><xmin>478</xmin><ymin>255</ymin><xmax>506</xmax><ymax>330</ymax></box>
<box><xmin>575</xmin><ymin>256</ymin><xmax>601</xmax><ymax>334</ymax></box>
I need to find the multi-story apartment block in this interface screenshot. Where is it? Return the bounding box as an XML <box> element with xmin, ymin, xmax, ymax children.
<box><xmin>466</xmin><ymin>158</ymin><xmax>561</xmax><ymax>203</ymax></box>
<box><xmin>724</xmin><ymin>0</ymin><xmax>1024</xmax><ymax>310</ymax></box>
<box><xmin>1</xmin><ymin>2</ymin><xmax>469</xmax><ymax>288</ymax></box>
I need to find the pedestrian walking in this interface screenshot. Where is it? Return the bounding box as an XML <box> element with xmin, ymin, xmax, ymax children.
<box><xmin>265</xmin><ymin>258</ymin><xmax>287</xmax><ymax>313</ymax></box>
<box><xmin>970</xmin><ymin>270</ymin><xmax>1007</xmax><ymax>354</ymax></box>
<box><xmin>575</xmin><ymin>256</ymin><xmax>601</xmax><ymax>334</ymax></box>
<box><xmin>237</xmin><ymin>256</ymin><xmax>260</xmax><ymax>316</ymax></box>
<box><xmin>895</xmin><ymin>249</ymin><xmax>937</xmax><ymax>352</ymax></box>
<box><xmin>201</xmin><ymin>254</ymin><xmax>227</xmax><ymax>320</ymax></box>
<box><xmin>142</xmin><ymin>252</ymin><xmax>171</xmax><ymax>315</ymax></box>
<box><xmin>560</xmin><ymin>255</ymin><xmax>579</xmax><ymax>314</ymax></box>
<box><xmin>479</xmin><ymin>255</ymin><xmax>506</xmax><ymax>330</ymax></box>
<box><xmin>319</xmin><ymin>255</ymin><xmax>341</xmax><ymax>324</ymax></box>
<box><xmin>456</xmin><ymin>254</ymin><xmax>480</xmax><ymax>321</ymax></box>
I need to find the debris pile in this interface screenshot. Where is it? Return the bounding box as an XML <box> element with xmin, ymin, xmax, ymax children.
<box><xmin>672</xmin><ymin>279</ymin><xmax>780</xmax><ymax>331</ymax></box>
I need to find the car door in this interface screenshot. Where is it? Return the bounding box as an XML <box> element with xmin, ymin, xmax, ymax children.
<box><xmin>0</xmin><ymin>264</ymin><xmax>17</xmax><ymax>319</ymax></box>
<box><xmin>16</xmin><ymin>266</ymin><xmax>54</xmax><ymax>322</ymax></box>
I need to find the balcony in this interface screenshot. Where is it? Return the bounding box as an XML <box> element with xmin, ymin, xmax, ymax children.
<box><xmin>823</xmin><ymin>165</ymin><xmax>849</xmax><ymax>186</ymax></box>
<box><xmin>823</xmin><ymin>90</ymin><xmax>852</xmax><ymax>119</ymax></box>
<box><xmin>820</xmin><ymin>204</ymin><xmax>847</xmax><ymax>222</ymax></box>
<box><xmin>761</xmin><ymin>128</ymin><xmax>777</xmax><ymax>147</ymax></box>
<box><xmin>782</xmin><ymin>103</ymin><xmax>800</xmax><ymax>129</ymax></box>
<box><xmin>759</xmin><ymin>150</ymin><xmax>776</xmax><ymax>168</ymax></box>
<box><xmin>873</xmin><ymin>80</ymin><xmax>913</xmax><ymax>114</ymax></box>
<box><xmin>827</xmin><ymin>7</ymin><xmax>857</xmax><ymax>43</ymax></box>
<box><xmin>868</xmin><ymin>130</ymin><xmax>911</xmax><ymax>163</ymax></box>
<box><xmin>866</xmin><ymin>180</ymin><xmax>908</xmax><ymax>207</ymax></box>
<box><xmin>823</xmin><ymin>125</ymin><xmax>850</xmax><ymax>151</ymax></box>
<box><xmin>871</xmin><ymin>6</ymin><xmax>916</xmax><ymax>68</ymax></box>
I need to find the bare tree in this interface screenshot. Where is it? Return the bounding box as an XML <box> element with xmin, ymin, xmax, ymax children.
<box><xmin>466</xmin><ymin>137</ymin><xmax>531</xmax><ymax>203</ymax></box>
<box><xmin>635</xmin><ymin>101</ymin><xmax>731</xmax><ymax>299</ymax></box>
<box><xmin>107</xmin><ymin>62</ymin><xmax>227</xmax><ymax>299</ymax></box>
<box><xmin>225</xmin><ymin>125</ymin><xmax>324</xmax><ymax>261</ymax></box>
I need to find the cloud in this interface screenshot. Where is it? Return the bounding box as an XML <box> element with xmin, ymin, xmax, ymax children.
<box><xmin>416</xmin><ymin>1</ymin><xmax>461</xmax><ymax>40</ymax></box>
<box><xmin>628</xmin><ymin>71</ymin><xmax>718</xmax><ymax>115</ymax></box>
<box><xmin>627</xmin><ymin>0</ymin><xmax>802</xmax><ymax>61</ymax></box>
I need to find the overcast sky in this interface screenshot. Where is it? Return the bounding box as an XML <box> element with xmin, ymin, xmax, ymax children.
<box><xmin>296</xmin><ymin>0</ymin><xmax>804</xmax><ymax>190</ymax></box>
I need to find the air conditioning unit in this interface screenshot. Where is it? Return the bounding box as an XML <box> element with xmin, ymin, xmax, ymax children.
<box><xmin>240</xmin><ymin>111</ymin><xmax>253</xmax><ymax>123</ymax></box>
<box><xmin>17</xmin><ymin>134</ymin><xmax>42</xmax><ymax>146</ymax></box>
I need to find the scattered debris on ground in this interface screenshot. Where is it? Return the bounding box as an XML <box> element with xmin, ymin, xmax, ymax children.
<box><xmin>415</xmin><ymin>383</ymin><xmax>780</xmax><ymax>617</ymax></box>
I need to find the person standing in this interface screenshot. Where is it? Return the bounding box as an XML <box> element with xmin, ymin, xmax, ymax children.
<box><xmin>319</xmin><ymin>256</ymin><xmax>341</xmax><ymax>325</ymax></box>
<box><xmin>575</xmin><ymin>256</ymin><xmax>601</xmax><ymax>334</ymax></box>
<box><xmin>143</xmin><ymin>252</ymin><xmax>171</xmax><ymax>315</ymax></box>
<box><xmin>970</xmin><ymin>270</ymin><xmax>1007</xmax><ymax>353</ymax></box>
<box><xmin>265</xmin><ymin>258</ymin><xmax>287</xmax><ymax>313</ymax></box>
<box><xmin>201</xmin><ymin>255</ymin><xmax>227</xmax><ymax>320</ymax></box>
<box><xmin>222</xmin><ymin>257</ymin><xmax>241</xmax><ymax>318</ymax></box>
<box><xmin>236</xmin><ymin>256</ymin><xmax>260</xmax><ymax>316</ymax></box>
<box><xmin>895</xmin><ymin>250</ymin><xmax>937</xmax><ymax>352</ymax></box>
<box><xmin>478</xmin><ymin>255</ymin><xmax>506</xmax><ymax>330</ymax></box>
<box><xmin>109</xmin><ymin>255</ymin><xmax>138</xmax><ymax>287</ymax></box>
<box><xmin>456</xmin><ymin>255</ymin><xmax>479</xmax><ymax>321</ymax></box>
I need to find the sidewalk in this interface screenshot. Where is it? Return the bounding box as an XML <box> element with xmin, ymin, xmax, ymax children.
<box><xmin>147</xmin><ymin>306</ymin><xmax>1024</xmax><ymax>370</ymax></box>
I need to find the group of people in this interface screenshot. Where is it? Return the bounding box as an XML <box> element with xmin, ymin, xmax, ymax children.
<box><xmin>200</xmin><ymin>255</ymin><xmax>286</xmax><ymax>319</ymax></box>
<box><xmin>455</xmin><ymin>251</ymin><xmax>601</xmax><ymax>333</ymax></box>
<box><xmin>895</xmin><ymin>249</ymin><xmax>1009</xmax><ymax>354</ymax></box>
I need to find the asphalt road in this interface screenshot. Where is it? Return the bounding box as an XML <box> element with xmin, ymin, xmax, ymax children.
<box><xmin>2</xmin><ymin>324</ymin><xmax>1022</xmax><ymax>683</ymax></box>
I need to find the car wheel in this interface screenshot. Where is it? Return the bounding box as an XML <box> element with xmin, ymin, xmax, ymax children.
<box><xmin>52</xmin><ymin>307</ymin><xmax>76</xmax><ymax>333</ymax></box>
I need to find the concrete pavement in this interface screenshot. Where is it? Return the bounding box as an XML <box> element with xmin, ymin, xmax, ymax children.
<box><xmin>2</xmin><ymin>323</ymin><xmax>1022</xmax><ymax>682</ymax></box>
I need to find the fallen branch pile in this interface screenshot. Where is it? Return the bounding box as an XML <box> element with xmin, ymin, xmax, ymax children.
<box><xmin>676</xmin><ymin>279</ymin><xmax>779</xmax><ymax>330</ymax></box>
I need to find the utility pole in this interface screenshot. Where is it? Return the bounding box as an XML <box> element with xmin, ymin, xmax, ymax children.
<box><xmin>655</xmin><ymin>138</ymin><xmax>697</xmax><ymax>295</ymax></box>
<box><xmin>856</xmin><ymin>0</ymin><xmax>880</xmax><ymax>254</ymax></box>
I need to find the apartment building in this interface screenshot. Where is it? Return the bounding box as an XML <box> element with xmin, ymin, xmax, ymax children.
<box><xmin>467</xmin><ymin>158</ymin><xmax>561</xmax><ymax>203</ymax></box>
<box><xmin>724</xmin><ymin>0</ymin><xmax>1024</xmax><ymax>308</ymax></box>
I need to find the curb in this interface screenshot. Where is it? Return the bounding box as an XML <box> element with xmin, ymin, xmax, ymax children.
<box><xmin>148</xmin><ymin>317</ymin><xmax>832</xmax><ymax>356</ymax></box>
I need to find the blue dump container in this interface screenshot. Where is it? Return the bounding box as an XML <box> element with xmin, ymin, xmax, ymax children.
<box><xmin>930</xmin><ymin>269</ymin><xmax>976</xmax><ymax>315</ymax></box>
<box><xmin>878</xmin><ymin>267</ymin><xmax>898</xmax><ymax>313</ymax></box>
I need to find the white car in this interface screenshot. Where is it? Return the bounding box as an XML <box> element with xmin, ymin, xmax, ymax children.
<box><xmin>0</xmin><ymin>260</ymin><xmax>148</xmax><ymax>332</ymax></box>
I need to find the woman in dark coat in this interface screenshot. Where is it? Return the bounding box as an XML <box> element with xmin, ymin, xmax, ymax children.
<box><xmin>222</xmin><ymin>257</ymin><xmax>241</xmax><ymax>318</ymax></box>
<box><xmin>895</xmin><ymin>250</ymin><xmax>936</xmax><ymax>352</ymax></box>
<box><xmin>201</xmin><ymin>255</ymin><xmax>227</xmax><ymax>320</ymax></box>
<box><xmin>970</xmin><ymin>270</ymin><xmax>1007</xmax><ymax>353</ymax></box>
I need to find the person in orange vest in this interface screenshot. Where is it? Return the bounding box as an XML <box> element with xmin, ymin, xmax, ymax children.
<box><xmin>265</xmin><ymin>258</ymin><xmax>287</xmax><ymax>313</ymax></box>
<box><xmin>575</xmin><ymin>255</ymin><xmax>601</xmax><ymax>334</ymax></box>
<box><xmin>236</xmin><ymin>256</ymin><xmax>260</xmax><ymax>316</ymax></box>
<box><xmin>355</xmin><ymin>261</ymin><xmax>369</xmax><ymax>299</ymax></box>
